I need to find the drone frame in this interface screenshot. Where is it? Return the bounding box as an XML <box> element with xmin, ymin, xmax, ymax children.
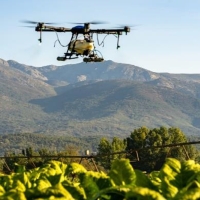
<box><xmin>34</xmin><ymin>22</ymin><xmax>130</xmax><ymax>62</ymax></box>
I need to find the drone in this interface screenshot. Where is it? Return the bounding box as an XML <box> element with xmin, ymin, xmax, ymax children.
<box><xmin>21</xmin><ymin>20</ymin><xmax>130</xmax><ymax>63</ymax></box>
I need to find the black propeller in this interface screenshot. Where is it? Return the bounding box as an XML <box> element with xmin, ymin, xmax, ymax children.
<box><xmin>68</xmin><ymin>20</ymin><xmax>108</xmax><ymax>25</ymax></box>
<box><xmin>113</xmin><ymin>24</ymin><xmax>139</xmax><ymax>29</ymax></box>
<box><xmin>20</xmin><ymin>20</ymin><xmax>58</xmax><ymax>25</ymax></box>
<box><xmin>20</xmin><ymin>25</ymin><xmax>35</xmax><ymax>28</ymax></box>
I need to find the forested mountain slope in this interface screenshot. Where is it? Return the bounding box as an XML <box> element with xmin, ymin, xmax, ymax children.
<box><xmin>1</xmin><ymin>58</ymin><xmax>200</xmax><ymax>136</ymax></box>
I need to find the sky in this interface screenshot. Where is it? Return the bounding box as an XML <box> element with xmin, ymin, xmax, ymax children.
<box><xmin>1</xmin><ymin>0</ymin><xmax>200</xmax><ymax>73</ymax></box>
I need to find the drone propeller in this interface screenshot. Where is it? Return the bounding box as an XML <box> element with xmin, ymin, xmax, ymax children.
<box><xmin>113</xmin><ymin>24</ymin><xmax>139</xmax><ymax>29</ymax></box>
<box><xmin>69</xmin><ymin>20</ymin><xmax>108</xmax><ymax>25</ymax></box>
<box><xmin>20</xmin><ymin>20</ymin><xmax>58</xmax><ymax>25</ymax></box>
<box><xmin>20</xmin><ymin>25</ymin><xmax>36</xmax><ymax>28</ymax></box>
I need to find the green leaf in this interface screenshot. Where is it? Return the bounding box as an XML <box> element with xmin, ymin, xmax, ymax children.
<box><xmin>149</xmin><ymin>171</ymin><xmax>161</xmax><ymax>188</ymax></box>
<box><xmin>62</xmin><ymin>180</ymin><xmax>86</xmax><ymax>200</ymax></box>
<box><xmin>125</xmin><ymin>187</ymin><xmax>166</xmax><ymax>200</ymax></box>
<box><xmin>91</xmin><ymin>186</ymin><xmax>132</xmax><ymax>200</ymax></box>
<box><xmin>80</xmin><ymin>174</ymin><xmax>99</xmax><ymax>198</ymax></box>
<box><xmin>59</xmin><ymin>162</ymin><xmax>68</xmax><ymax>173</ymax></box>
<box><xmin>46</xmin><ymin>160</ymin><xmax>63</xmax><ymax>174</ymax></box>
<box><xmin>14</xmin><ymin>163</ymin><xmax>26</xmax><ymax>173</ymax></box>
<box><xmin>34</xmin><ymin>197</ymin><xmax>71</xmax><ymax>200</ymax></box>
<box><xmin>0</xmin><ymin>175</ymin><xmax>14</xmax><ymax>191</ymax></box>
<box><xmin>46</xmin><ymin>174</ymin><xmax>65</xmax><ymax>186</ymax></box>
<box><xmin>12</xmin><ymin>180</ymin><xmax>26</xmax><ymax>192</ymax></box>
<box><xmin>160</xmin><ymin>158</ymin><xmax>181</xmax><ymax>180</ymax></box>
<box><xmin>108</xmin><ymin>159</ymin><xmax>136</xmax><ymax>186</ymax></box>
<box><xmin>26</xmin><ymin>183</ymin><xmax>75</xmax><ymax>199</ymax></box>
<box><xmin>45</xmin><ymin>183</ymin><xmax>74</xmax><ymax>199</ymax></box>
<box><xmin>174</xmin><ymin>188</ymin><xmax>200</xmax><ymax>200</ymax></box>
<box><xmin>158</xmin><ymin>158</ymin><xmax>181</xmax><ymax>198</ymax></box>
<box><xmin>79</xmin><ymin>171</ymin><xmax>111</xmax><ymax>199</ymax></box>
<box><xmin>2</xmin><ymin>189</ymin><xmax>27</xmax><ymax>200</ymax></box>
<box><xmin>0</xmin><ymin>185</ymin><xmax>5</xmax><ymax>195</ymax></box>
<box><xmin>35</xmin><ymin>178</ymin><xmax>52</xmax><ymax>192</ymax></box>
<box><xmin>15</xmin><ymin>172</ymin><xmax>32</xmax><ymax>189</ymax></box>
<box><xmin>180</xmin><ymin>160</ymin><xmax>200</xmax><ymax>187</ymax></box>
<box><xmin>160</xmin><ymin>178</ymin><xmax>179</xmax><ymax>199</ymax></box>
<box><xmin>135</xmin><ymin>169</ymin><xmax>155</xmax><ymax>189</ymax></box>
<box><xmin>65</xmin><ymin>163</ymin><xmax>86</xmax><ymax>176</ymax></box>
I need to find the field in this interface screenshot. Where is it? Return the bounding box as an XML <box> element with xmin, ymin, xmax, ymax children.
<box><xmin>0</xmin><ymin>158</ymin><xmax>200</xmax><ymax>199</ymax></box>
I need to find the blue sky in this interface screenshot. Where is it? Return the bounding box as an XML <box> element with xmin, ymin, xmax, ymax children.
<box><xmin>1</xmin><ymin>0</ymin><xmax>200</xmax><ymax>73</ymax></box>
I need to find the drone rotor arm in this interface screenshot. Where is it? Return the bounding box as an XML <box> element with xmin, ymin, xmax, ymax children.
<box><xmin>91</xmin><ymin>27</ymin><xmax>130</xmax><ymax>49</ymax></box>
<box><xmin>35</xmin><ymin>24</ymin><xmax>72</xmax><ymax>32</ymax></box>
<box><xmin>90</xmin><ymin>27</ymin><xmax>130</xmax><ymax>35</ymax></box>
<box><xmin>35</xmin><ymin>25</ymin><xmax>72</xmax><ymax>43</ymax></box>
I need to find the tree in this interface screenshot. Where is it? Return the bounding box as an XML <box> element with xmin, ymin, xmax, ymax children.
<box><xmin>97</xmin><ymin>137</ymin><xmax>126</xmax><ymax>170</ymax></box>
<box><xmin>128</xmin><ymin>126</ymin><xmax>149</xmax><ymax>149</ymax></box>
<box><xmin>111</xmin><ymin>137</ymin><xmax>127</xmax><ymax>160</ymax></box>
<box><xmin>126</xmin><ymin>126</ymin><xmax>198</xmax><ymax>172</ymax></box>
<box><xmin>167</xmin><ymin>127</ymin><xmax>197</xmax><ymax>161</ymax></box>
<box><xmin>58</xmin><ymin>145</ymin><xmax>80</xmax><ymax>164</ymax></box>
<box><xmin>97</xmin><ymin>138</ymin><xmax>112</xmax><ymax>170</ymax></box>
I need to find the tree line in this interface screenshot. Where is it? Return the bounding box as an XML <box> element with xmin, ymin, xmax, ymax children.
<box><xmin>0</xmin><ymin>126</ymin><xmax>200</xmax><ymax>173</ymax></box>
<box><xmin>97</xmin><ymin>126</ymin><xmax>200</xmax><ymax>172</ymax></box>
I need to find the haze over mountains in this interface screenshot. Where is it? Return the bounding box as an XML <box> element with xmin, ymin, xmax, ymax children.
<box><xmin>1</xmin><ymin>58</ymin><xmax>200</xmax><ymax>137</ymax></box>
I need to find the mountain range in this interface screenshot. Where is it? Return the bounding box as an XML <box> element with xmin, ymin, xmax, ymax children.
<box><xmin>1</xmin><ymin>58</ymin><xmax>200</xmax><ymax>137</ymax></box>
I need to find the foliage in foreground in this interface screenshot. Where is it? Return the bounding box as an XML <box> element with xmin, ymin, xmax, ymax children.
<box><xmin>1</xmin><ymin>158</ymin><xmax>200</xmax><ymax>199</ymax></box>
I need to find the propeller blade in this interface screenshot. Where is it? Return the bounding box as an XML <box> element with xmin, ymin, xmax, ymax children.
<box><xmin>45</xmin><ymin>22</ymin><xmax>58</xmax><ymax>25</ymax></box>
<box><xmin>20</xmin><ymin>25</ymin><xmax>35</xmax><ymax>28</ymax></box>
<box><xmin>20</xmin><ymin>20</ymin><xmax>59</xmax><ymax>25</ymax></box>
<box><xmin>68</xmin><ymin>20</ymin><xmax>108</xmax><ymax>25</ymax></box>
<box><xmin>88</xmin><ymin>20</ymin><xmax>108</xmax><ymax>24</ymax></box>
<box><xmin>20</xmin><ymin>20</ymin><xmax>38</xmax><ymax>24</ymax></box>
<box><xmin>113</xmin><ymin>24</ymin><xmax>139</xmax><ymax>29</ymax></box>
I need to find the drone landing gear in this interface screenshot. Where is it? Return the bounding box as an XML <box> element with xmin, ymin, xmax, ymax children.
<box><xmin>57</xmin><ymin>54</ymin><xmax>103</xmax><ymax>62</ymax></box>
<box><xmin>57</xmin><ymin>57</ymin><xmax>66</xmax><ymax>61</ymax></box>
<box><xmin>57</xmin><ymin>56</ymin><xmax>79</xmax><ymax>61</ymax></box>
<box><xmin>83</xmin><ymin>49</ymin><xmax>104</xmax><ymax>63</ymax></box>
<box><xmin>83</xmin><ymin>54</ymin><xmax>104</xmax><ymax>63</ymax></box>
<box><xmin>57</xmin><ymin>52</ymin><xmax>79</xmax><ymax>61</ymax></box>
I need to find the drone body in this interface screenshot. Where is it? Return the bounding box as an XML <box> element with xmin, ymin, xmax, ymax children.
<box><xmin>22</xmin><ymin>21</ymin><xmax>131</xmax><ymax>63</ymax></box>
<box><xmin>68</xmin><ymin>38</ymin><xmax>94</xmax><ymax>55</ymax></box>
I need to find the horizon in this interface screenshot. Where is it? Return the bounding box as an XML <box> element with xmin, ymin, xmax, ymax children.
<box><xmin>2</xmin><ymin>57</ymin><xmax>200</xmax><ymax>75</ymax></box>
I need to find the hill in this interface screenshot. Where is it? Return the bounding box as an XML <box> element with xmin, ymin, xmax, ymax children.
<box><xmin>1</xmin><ymin>58</ymin><xmax>200</xmax><ymax>138</ymax></box>
<box><xmin>0</xmin><ymin>59</ymin><xmax>56</xmax><ymax>133</ymax></box>
<box><xmin>30</xmin><ymin>79</ymin><xmax>200</xmax><ymax>136</ymax></box>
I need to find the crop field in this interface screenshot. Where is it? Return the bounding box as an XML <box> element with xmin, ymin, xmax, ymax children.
<box><xmin>0</xmin><ymin>158</ymin><xmax>200</xmax><ymax>199</ymax></box>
